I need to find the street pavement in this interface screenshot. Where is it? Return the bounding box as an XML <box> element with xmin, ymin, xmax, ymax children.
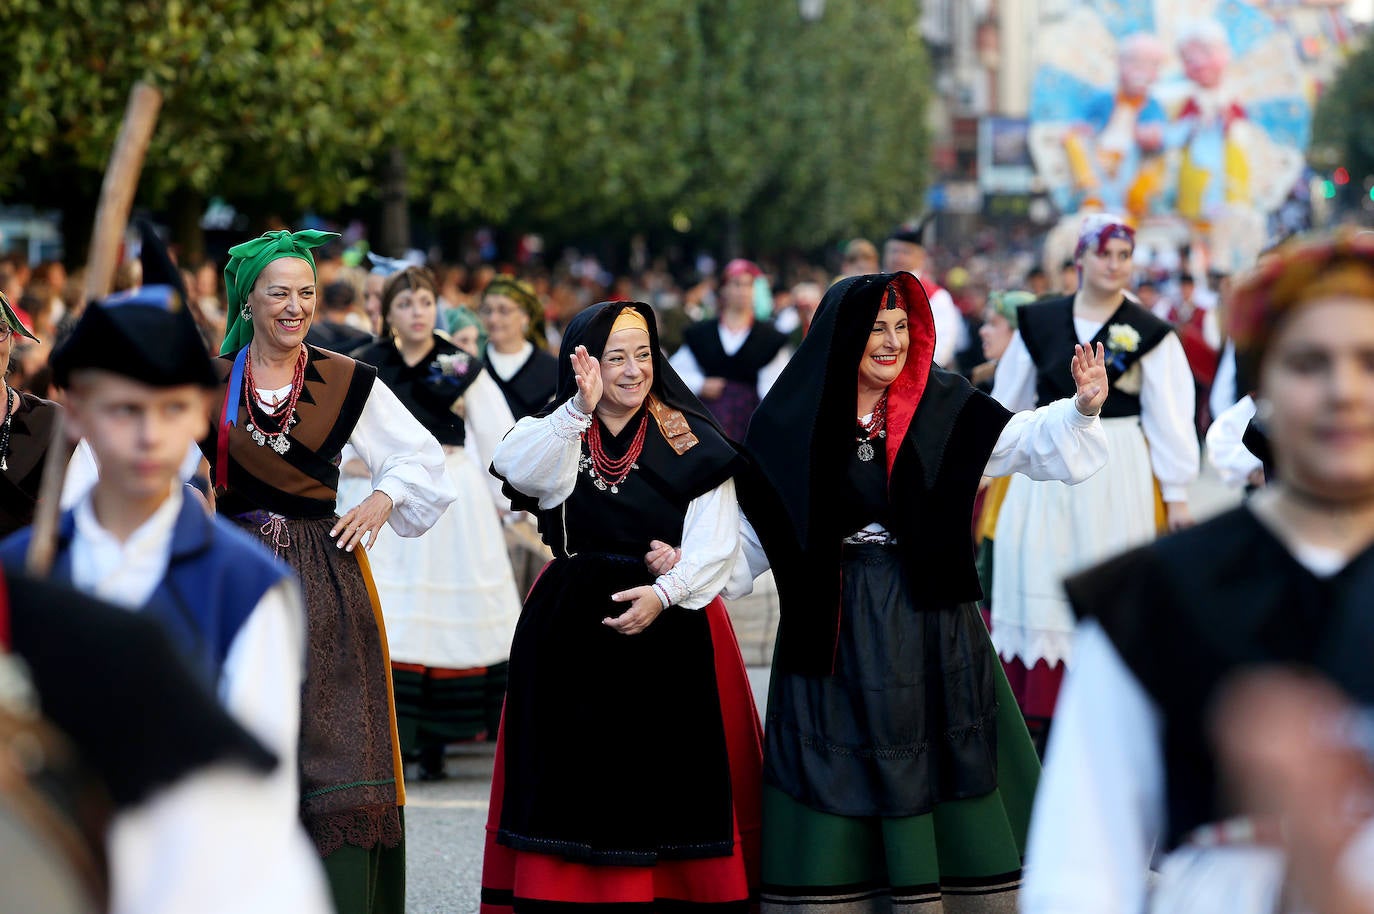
<box><xmin>404</xmin><ymin>465</ymin><xmax>1241</xmax><ymax>910</ymax></box>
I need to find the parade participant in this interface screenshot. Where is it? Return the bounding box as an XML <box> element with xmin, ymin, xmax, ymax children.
<box><xmin>1</xmin><ymin>284</ymin><xmax>331</xmax><ymax>913</ymax></box>
<box><xmin>350</xmin><ymin>267</ymin><xmax>521</xmax><ymax>780</ymax></box>
<box><xmin>840</xmin><ymin>238</ymin><xmax>880</xmax><ymax>278</ymax></box>
<box><xmin>480</xmin><ymin>276</ymin><xmax>557</xmax><ymax>422</ymax></box>
<box><xmin>882</xmin><ymin>224</ymin><xmax>964</xmax><ymax>369</ymax></box>
<box><xmin>1021</xmin><ymin>230</ymin><xmax>1374</xmax><ymax>913</ymax></box>
<box><xmin>1</xmin><ymin>565</ymin><xmax>304</xmax><ymax>914</ymax></box>
<box><xmin>208</xmin><ymin>229</ymin><xmax>455</xmax><ymax>914</ymax></box>
<box><xmin>0</xmin><ymin>291</ymin><xmax>56</xmax><ymax>537</ymax></box>
<box><xmin>305</xmin><ymin>279</ymin><xmax>373</xmax><ymax>352</ymax></box>
<box><xmin>479</xmin><ymin>301</ymin><xmax>762</xmax><ymax>913</ymax></box>
<box><xmin>990</xmin><ymin>214</ymin><xmax>1197</xmax><ymax>744</ymax></box>
<box><xmin>971</xmin><ymin>289</ymin><xmax>1033</xmax><ymax>392</ymax></box>
<box><xmin>730</xmin><ymin>271</ymin><xmax>1109</xmax><ymax>912</ymax></box>
<box><xmin>670</xmin><ymin>258</ymin><xmax>789</xmax><ymax>442</ymax></box>
<box><xmin>447</xmin><ymin>304</ymin><xmax>485</xmax><ymax>356</ymax></box>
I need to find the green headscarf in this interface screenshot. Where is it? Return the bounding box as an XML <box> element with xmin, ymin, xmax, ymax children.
<box><xmin>482</xmin><ymin>276</ymin><xmax>547</xmax><ymax>350</ymax></box>
<box><xmin>987</xmin><ymin>289</ymin><xmax>1036</xmax><ymax>330</ymax></box>
<box><xmin>445</xmin><ymin>304</ymin><xmax>488</xmax><ymax>351</ymax></box>
<box><xmin>220</xmin><ymin>229</ymin><xmax>340</xmax><ymax>354</ymax></box>
<box><xmin>0</xmin><ymin>291</ymin><xmax>39</xmax><ymax>343</ymax></box>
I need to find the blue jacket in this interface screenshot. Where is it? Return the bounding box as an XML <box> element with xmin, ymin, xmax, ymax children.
<box><xmin>1</xmin><ymin>492</ymin><xmax>292</xmax><ymax>689</ymax></box>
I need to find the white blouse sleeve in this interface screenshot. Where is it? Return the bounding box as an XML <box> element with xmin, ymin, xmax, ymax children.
<box><xmin>722</xmin><ymin>511</ymin><xmax>771</xmax><ymax>600</ymax></box>
<box><xmin>982</xmin><ymin>398</ymin><xmax>1107</xmax><ymax>484</ymax></box>
<box><xmin>1021</xmin><ymin>620</ymin><xmax>1166</xmax><ymax>914</ymax></box>
<box><xmin>669</xmin><ymin>345</ymin><xmax>707</xmax><ymax>394</ymax></box>
<box><xmin>461</xmin><ymin>369</ymin><xmax>519</xmax><ymax>513</ymax></box>
<box><xmin>347</xmin><ymin>379</ymin><xmax>457</xmax><ymax>537</ymax></box>
<box><xmin>109</xmin><ymin>763</ymin><xmax>332</xmax><ymax>914</ymax></box>
<box><xmin>1139</xmin><ymin>333</ymin><xmax>1202</xmax><ymax>502</ymax></box>
<box><xmin>1205</xmin><ymin>395</ymin><xmax>1263</xmax><ymax>489</ymax></box>
<box><xmin>758</xmin><ymin>345</ymin><xmax>791</xmax><ymax>398</ymax></box>
<box><xmin>929</xmin><ymin>287</ymin><xmax>963</xmax><ymax>369</ymax></box>
<box><xmin>491</xmin><ymin>398</ymin><xmax>590</xmax><ymax>510</ymax></box>
<box><xmin>652</xmin><ymin>478</ymin><xmax>742</xmax><ymax>610</ymax></box>
<box><xmin>989</xmin><ymin>331</ymin><xmax>1038</xmax><ymax>413</ymax></box>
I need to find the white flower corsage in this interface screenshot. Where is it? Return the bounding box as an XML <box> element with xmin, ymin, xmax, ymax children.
<box><xmin>433</xmin><ymin>351</ymin><xmax>473</xmax><ymax>379</ymax></box>
<box><xmin>1106</xmin><ymin>323</ymin><xmax>1141</xmax><ymax>353</ymax></box>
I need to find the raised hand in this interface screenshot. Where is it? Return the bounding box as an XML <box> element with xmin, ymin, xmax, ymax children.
<box><xmin>570</xmin><ymin>344</ymin><xmax>602</xmax><ymax>414</ymax></box>
<box><xmin>1071</xmin><ymin>342</ymin><xmax>1108</xmax><ymax>417</ymax></box>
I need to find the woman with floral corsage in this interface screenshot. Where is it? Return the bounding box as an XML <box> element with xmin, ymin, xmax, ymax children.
<box><xmin>204</xmin><ymin>231</ymin><xmax>456</xmax><ymax>914</ymax></box>
<box><xmin>989</xmin><ymin>214</ymin><xmax>1198</xmax><ymax>748</ymax></box>
<box><xmin>480</xmin><ymin>301</ymin><xmax>763</xmax><ymax>913</ymax></box>
<box><xmin>349</xmin><ymin>266</ymin><xmax>522</xmax><ymax>781</ymax></box>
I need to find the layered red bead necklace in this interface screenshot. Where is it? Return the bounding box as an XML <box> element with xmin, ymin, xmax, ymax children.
<box><xmin>243</xmin><ymin>344</ymin><xmax>308</xmax><ymax>455</ymax></box>
<box><xmin>580</xmin><ymin>413</ymin><xmax>649</xmax><ymax>494</ymax></box>
<box><xmin>856</xmin><ymin>389</ymin><xmax>888</xmax><ymax>463</ymax></box>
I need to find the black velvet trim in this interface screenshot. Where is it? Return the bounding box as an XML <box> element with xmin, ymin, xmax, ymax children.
<box><xmin>316</xmin><ymin>353</ymin><xmax>377</xmax><ymax>460</ymax></box>
<box><xmin>496</xmin><ymin>829</ymin><xmax>735</xmax><ymax>865</ymax></box>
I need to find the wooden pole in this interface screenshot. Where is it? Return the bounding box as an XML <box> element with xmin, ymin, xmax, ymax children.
<box><xmin>81</xmin><ymin>81</ymin><xmax>163</xmax><ymax>303</ymax></box>
<box><xmin>27</xmin><ymin>80</ymin><xmax>162</xmax><ymax>577</ymax></box>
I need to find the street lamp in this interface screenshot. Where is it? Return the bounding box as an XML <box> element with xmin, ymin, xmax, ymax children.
<box><xmin>799</xmin><ymin>0</ymin><xmax>825</xmax><ymax>21</ymax></box>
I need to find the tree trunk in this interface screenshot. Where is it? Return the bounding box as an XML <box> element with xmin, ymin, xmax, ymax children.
<box><xmin>381</xmin><ymin>145</ymin><xmax>410</xmax><ymax>257</ymax></box>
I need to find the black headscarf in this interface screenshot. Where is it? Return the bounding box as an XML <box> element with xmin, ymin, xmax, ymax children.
<box><xmin>508</xmin><ymin>300</ymin><xmax>739</xmax><ymax>508</ymax></box>
<box><xmin>741</xmin><ymin>272</ymin><xmax>1013</xmax><ymax>674</ymax></box>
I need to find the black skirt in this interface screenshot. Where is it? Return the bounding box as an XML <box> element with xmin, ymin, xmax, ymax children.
<box><xmin>497</xmin><ymin>552</ymin><xmax>734</xmax><ymax>865</ymax></box>
<box><xmin>764</xmin><ymin>543</ymin><xmax>1000</xmax><ymax>817</ymax></box>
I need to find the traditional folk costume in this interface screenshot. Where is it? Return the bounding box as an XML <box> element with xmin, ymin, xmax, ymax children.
<box><xmin>1</xmin><ymin>567</ymin><xmax>291</xmax><ymax>914</ymax></box>
<box><xmin>206</xmin><ymin>230</ymin><xmax>455</xmax><ymax>914</ymax></box>
<box><xmin>0</xmin><ymin>283</ymin><xmax>331</xmax><ymax>913</ymax></box>
<box><xmin>349</xmin><ymin>334</ymin><xmax>522</xmax><ymax>770</ymax></box>
<box><xmin>1023</xmin><ymin>230</ymin><xmax>1374</xmax><ymax>914</ymax></box>
<box><xmin>732</xmin><ymin>272</ymin><xmax>1109</xmax><ymax>913</ymax></box>
<box><xmin>0</xmin><ymin>292</ymin><xmax>56</xmax><ymax>538</ymax></box>
<box><xmin>481</xmin><ymin>276</ymin><xmax>559</xmax><ymax>423</ymax></box>
<box><xmin>480</xmin><ymin>302</ymin><xmax>763</xmax><ymax>913</ymax></box>
<box><xmin>670</xmin><ymin>261</ymin><xmax>789</xmax><ymax>442</ymax></box>
<box><xmin>990</xmin><ymin>222</ymin><xmax>1198</xmax><ymax>734</ymax></box>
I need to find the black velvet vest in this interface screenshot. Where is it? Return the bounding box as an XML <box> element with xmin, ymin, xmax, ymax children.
<box><xmin>1018</xmin><ymin>296</ymin><xmax>1173</xmax><ymax>418</ymax></box>
<box><xmin>1067</xmin><ymin>507</ymin><xmax>1374</xmax><ymax>849</ymax></box>
<box><xmin>681</xmin><ymin>319</ymin><xmax>788</xmax><ymax>384</ymax></box>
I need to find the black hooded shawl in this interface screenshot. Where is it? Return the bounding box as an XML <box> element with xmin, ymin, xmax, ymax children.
<box><xmin>490</xmin><ymin>302</ymin><xmax>745</xmax><ymax>864</ymax></box>
<box><xmin>741</xmin><ymin>273</ymin><xmax>1015</xmax><ymax>675</ymax></box>
<box><xmin>497</xmin><ymin>301</ymin><xmax>740</xmax><ymax>551</ymax></box>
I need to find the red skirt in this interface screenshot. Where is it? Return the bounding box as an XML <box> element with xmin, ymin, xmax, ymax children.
<box><xmin>1001</xmin><ymin>656</ymin><xmax>1066</xmax><ymax>721</ymax></box>
<box><xmin>480</xmin><ymin>597</ymin><xmax>762</xmax><ymax>912</ymax></box>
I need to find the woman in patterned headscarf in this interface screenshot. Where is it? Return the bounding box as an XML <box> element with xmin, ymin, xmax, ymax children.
<box><xmin>204</xmin><ymin>229</ymin><xmax>456</xmax><ymax>914</ymax></box>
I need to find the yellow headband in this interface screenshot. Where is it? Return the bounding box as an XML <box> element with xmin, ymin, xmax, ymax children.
<box><xmin>610</xmin><ymin>306</ymin><xmax>650</xmax><ymax>337</ymax></box>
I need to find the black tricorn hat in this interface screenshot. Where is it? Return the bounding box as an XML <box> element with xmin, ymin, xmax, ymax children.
<box><xmin>50</xmin><ymin>285</ymin><xmax>217</xmax><ymax>389</ymax></box>
<box><xmin>886</xmin><ymin>216</ymin><xmax>932</xmax><ymax>248</ymax></box>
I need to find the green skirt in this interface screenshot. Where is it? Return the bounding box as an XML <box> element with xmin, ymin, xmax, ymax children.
<box><xmin>760</xmin><ymin>666</ymin><xmax>1039</xmax><ymax>913</ymax></box>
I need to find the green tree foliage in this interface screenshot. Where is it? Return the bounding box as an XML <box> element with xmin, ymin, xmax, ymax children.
<box><xmin>0</xmin><ymin>0</ymin><xmax>930</xmax><ymax>257</ymax></box>
<box><xmin>1313</xmin><ymin>34</ymin><xmax>1374</xmax><ymax>189</ymax></box>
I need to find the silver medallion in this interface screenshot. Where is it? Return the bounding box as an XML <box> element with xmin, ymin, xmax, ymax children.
<box><xmin>270</xmin><ymin>435</ymin><xmax>291</xmax><ymax>455</ymax></box>
<box><xmin>610</xmin><ymin>485</ymin><xmax>619</xmax><ymax>494</ymax></box>
<box><xmin>593</xmin><ymin>476</ymin><xmax>608</xmax><ymax>491</ymax></box>
<box><xmin>856</xmin><ymin>440</ymin><xmax>875</xmax><ymax>462</ymax></box>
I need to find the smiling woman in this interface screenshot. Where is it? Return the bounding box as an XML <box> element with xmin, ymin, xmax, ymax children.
<box><xmin>480</xmin><ymin>301</ymin><xmax>763</xmax><ymax>913</ymax></box>
<box><xmin>205</xmin><ymin>230</ymin><xmax>457</xmax><ymax>914</ymax></box>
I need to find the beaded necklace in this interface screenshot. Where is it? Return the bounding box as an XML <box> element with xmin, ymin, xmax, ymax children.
<box><xmin>0</xmin><ymin>384</ymin><xmax>13</xmax><ymax>472</ymax></box>
<box><xmin>855</xmin><ymin>389</ymin><xmax>888</xmax><ymax>463</ymax></box>
<box><xmin>243</xmin><ymin>345</ymin><xmax>308</xmax><ymax>455</ymax></box>
<box><xmin>580</xmin><ymin>412</ymin><xmax>649</xmax><ymax>494</ymax></box>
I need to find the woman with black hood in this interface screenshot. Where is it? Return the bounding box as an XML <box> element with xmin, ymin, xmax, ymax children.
<box><xmin>731</xmin><ymin>272</ymin><xmax>1109</xmax><ymax>912</ymax></box>
<box><xmin>479</xmin><ymin>301</ymin><xmax>763</xmax><ymax>912</ymax></box>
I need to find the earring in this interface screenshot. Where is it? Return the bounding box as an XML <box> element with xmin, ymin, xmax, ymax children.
<box><xmin>241</xmin><ymin>304</ymin><xmax>252</xmax><ymax>320</ymax></box>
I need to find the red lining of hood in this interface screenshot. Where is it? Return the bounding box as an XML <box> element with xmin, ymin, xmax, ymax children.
<box><xmin>882</xmin><ymin>273</ymin><xmax>937</xmax><ymax>482</ymax></box>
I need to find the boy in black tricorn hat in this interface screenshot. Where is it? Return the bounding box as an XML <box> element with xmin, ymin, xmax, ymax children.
<box><xmin>0</xmin><ymin>284</ymin><xmax>332</xmax><ymax>912</ymax></box>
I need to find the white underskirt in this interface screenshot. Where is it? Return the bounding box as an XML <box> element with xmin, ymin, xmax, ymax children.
<box><xmin>337</xmin><ymin>447</ymin><xmax>521</xmax><ymax>669</ymax></box>
<box><xmin>990</xmin><ymin>416</ymin><xmax>1159</xmax><ymax>668</ymax></box>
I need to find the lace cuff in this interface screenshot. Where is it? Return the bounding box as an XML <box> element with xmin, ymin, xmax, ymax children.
<box><xmin>653</xmin><ymin>568</ymin><xmax>692</xmax><ymax>609</ymax></box>
<box><xmin>551</xmin><ymin>398</ymin><xmax>593</xmax><ymax>440</ymax></box>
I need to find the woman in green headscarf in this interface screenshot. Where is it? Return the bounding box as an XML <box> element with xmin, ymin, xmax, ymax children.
<box><xmin>201</xmin><ymin>230</ymin><xmax>457</xmax><ymax>914</ymax></box>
